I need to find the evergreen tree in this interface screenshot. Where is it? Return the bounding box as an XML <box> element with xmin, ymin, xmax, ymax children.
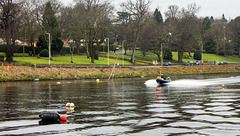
<box><xmin>153</xmin><ymin>8</ymin><xmax>163</xmax><ymax>24</ymax></box>
<box><xmin>202</xmin><ymin>17</ymin><xmax>211</xmax><ymax>33</ymax></box>
<box><xmin>37</xmin><ymin>2</ymin><xmax>63</xmax><ymax>56</ymax></box>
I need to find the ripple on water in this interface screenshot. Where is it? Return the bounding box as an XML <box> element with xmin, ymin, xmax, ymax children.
<box><xmin>146</xmin><ymin>103</ymin><xmax>173</xmax><ymax>108</ymax></box>
<box><xmin>78</xmin><ymin>126</ymin><xmax>131</xmax><ymax>136</ymax></box>
<box><xmin>205</xmin><ymin>106</ymin><xmax>234</xmax><ymax>112</ymax></box>
<box><xmin>197</xmin><ymin>128</ymin><xmax>240</xmax><ymax>136</ymax></box>
<box><xmin>121</xmin><ymin>127</ymin><xmax>190</xmax><ymax>136</ymax></box>
<box><xmin>192</xmin><ymin>115</ymin><xmax>240</xmax><ymax>123</ymax></box>
<box><xmin>184</xmin><ymin>110</ymin><xmax>210</xmax><ymax>115</ymax></box>
<box><xmin>167</xmin><ymin>121</ymin><xmax>212</xmax><ymax>129</ymax></box>
<box><xmin>152</xmin><ymin>113</ymin><xmax>181</xmax><ymax>118</ymax></box>
<box><xmin>204</xmin><ymin>102</ymin><xmax>232</xmax><ymax>106</ymax></box>
<box><xmin>0</xmin><ymin>124</ymin><xmax>92</xmax><ymax>136</ymax></box>
<box><xmin>136</xmin><ymin>118</ymin><xmax>167</xmax><ymax>126</ymax></box>
<box><xmin>181</xmin><ymin>105</ymin><xmax>203</xmax><ymax>109</ymax></box>
<box><xmin>211</xmin><ymin>111</ymin><xmax>238</xmax><ymax>117</ymax></box>
<box><xmin>146</xmin><ymin>108</ymin><xmax>175</xmax><ymax>113</ymax></box>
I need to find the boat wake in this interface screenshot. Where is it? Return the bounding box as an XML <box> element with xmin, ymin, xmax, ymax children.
<box><xmin>145</xmin><ymin>76</ymin><xmax>240</xmax><ymax>88</ymax></box>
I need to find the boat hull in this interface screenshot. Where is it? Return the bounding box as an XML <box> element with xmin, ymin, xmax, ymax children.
<box><xmin>156</xmin><ymin>78</ymin><xmax>170</xmax><ymax>84</ymax></box>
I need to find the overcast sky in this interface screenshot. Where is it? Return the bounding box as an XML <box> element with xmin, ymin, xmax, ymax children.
<box><xmin>60</xmin><ymin>0</ymin><xmax>239</xmax><ymax>20</ymax></box>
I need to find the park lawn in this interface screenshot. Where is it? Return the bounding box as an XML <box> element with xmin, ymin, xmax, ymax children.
<box><xmin>172</xmin><ymin>52</ymin><xmax>240</xmax><ymax>64</ymax></box>
<box><xmin>13</xmin><ymin>54</ymin><xmax>135</xmax><ymax>65</ymax></box>
<box><xmin>1</xmin><ymin>51</ymin><xmax>239</xmax><ymax>65</ymax></box>
<box><xmin>202</xmin><ymin>53</ymin><xmax>240</xmax><ymax>63</ymax></box>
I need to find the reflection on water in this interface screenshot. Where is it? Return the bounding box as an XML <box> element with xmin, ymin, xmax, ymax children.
<box><xmin>0</xmin><ymin>74</ymin><xmax>240</xmax><ymax>135</ymax></box>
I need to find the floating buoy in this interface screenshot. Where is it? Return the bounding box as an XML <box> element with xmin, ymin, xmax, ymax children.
<box><xmin>66</xmin><ymin>102</ymin><xmax>71</xmax><ymax>107</ymax></box>
<box><xmin>222</xmin><ymin>84</ymin><xmax>225</xmax><ymax>88</ymax></box>
<box><xmin>70</xmin><ymin>103</ymin><xmax>75</xmax><ymax>107</ymax></box>
<box><xmin>66</xmin><ymin>102</ymin><xmax>75</xmax><ymax>107</ymax></box>
<box><xmin>34</xmin><ymin>79</ymin><xmax>39</xmax><ymax>82</ymax></box>
<box><xmin>60</xmin><ymin>115</ymin><xmax>67</xmax><ymax>121</ymax></box>
<box><xmin>96</xmin><ymin>79</ymin><xmax>100</xmax><ymax>82</ymax></box>
<box><xmin>39</xmin><ymin>111</ymin><xmax>60</xmax><ymax>121</ymax></box>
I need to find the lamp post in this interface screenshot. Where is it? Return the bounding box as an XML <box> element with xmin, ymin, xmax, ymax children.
<box><xmin>122</xmin><ymin>40</ymin><xmax>125</xmax><ymax>66</ymax></box>
<box><xmin>105</xmin><ymin>38</ymin><xmax>109</xmax><ymax>65</ymax></box>
<box><xmin>161</xmin><ymin>43</ymin><xmax>163</xmax><ymax>66</ymax></box>
<box><xmin>161</xmin><ymin>33</ymin><xmax>172</xmax><ymax>66</ymax></box>
<box><xmin>46</xmin><ymin>33</ymin><xmax>51</xmax><ymax>65</ymax></box>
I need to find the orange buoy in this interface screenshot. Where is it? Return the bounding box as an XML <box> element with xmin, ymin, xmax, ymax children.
<box><xmin>66</xmin><ymin>102</ymin><xmax>71</xmax><ymax>107</ymax></box>
<box><xmin>221</xmin><ymin>84</ymin><xmax>225</xmax><ymax>88</ymax></box>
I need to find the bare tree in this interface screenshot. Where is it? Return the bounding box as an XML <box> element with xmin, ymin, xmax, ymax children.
<box><xmin>0</xmin><ymin>0</ymin><xmax>22</xmax><ymax>62</ymax></box>
<box><xmin>69</xmin><ymin>0</ymin><xmax>113</xmax><ymax>63</ymax></box>
<box><xmin>121</xmin><ymin>0</ymin><xmax>151</xmax><ymax>64</ymax></box>
<box><xmin>165</xmin><ymin>3</ymin><xmax>201</xmax><ymax>63</ymax></box>
<box><xmin>20</xmin><ymin>0</ymin><xmax>44</xmax><ymax>56</ymax></box>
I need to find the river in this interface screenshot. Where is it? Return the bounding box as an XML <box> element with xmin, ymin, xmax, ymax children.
<box><xmin>0</xmin><ymin>74</ymin><xmax>240</xmax><ymax>136</ymax></box>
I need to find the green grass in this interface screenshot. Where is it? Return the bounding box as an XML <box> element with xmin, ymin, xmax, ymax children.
<box><xmin>13</xmin><ymin>54</ymin><xmax>135</xmax><ymax>65</ymax></box>
<box><xmin>5</xmin><ymin>51</ymin><xmax>240</xmax><ymax>65</ymax></box>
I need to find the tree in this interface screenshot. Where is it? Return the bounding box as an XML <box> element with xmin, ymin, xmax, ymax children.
<box><xmin>21</xmin><ymin>0</ymin><xmax>44</xmax><ymax>56</ymax></box>
<box><xmin>153</xmin><ymin>8</ymin><xmax>163</xmax><ymax>24</ymax></box>
<box><xmin>38</xmin><ymin>2</ymin><xmax>63</xmax><ymax>58</ymax></box>
<box><xmin>61</xmin><ymin>0</ymin><xmax>113</xmax><ymax>63</ymax></box>
<box><xmin>121</xmin><ymin>0</ymin><xmax>151</xmax><ymax>64</ymax></box>
<box><xmin>0</xmin><ymin>0</ymin><xmax>22</xmax><ymax>62</ymax></box>
<box><xmin>165</xmin><ymin>3</ymin><xmax>201</xmax><ymax>63</ymax></box>
<box><xmin>228</xmin><ymin>16</ymin><xmax>240</xmax><ymax>57</ymax></box>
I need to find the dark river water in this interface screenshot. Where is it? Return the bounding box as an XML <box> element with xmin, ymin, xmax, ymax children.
<box><xmin>0</xmin><ymin>74</ymin><xmax>240</xmax><ymax>136</ymax></box>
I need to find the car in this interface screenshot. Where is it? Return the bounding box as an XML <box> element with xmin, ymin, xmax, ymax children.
<box><xmin>185</xmin><ymin>61</ymin><xmax>193</xmax><ymax>66</ymax></box>
<box><xmin>194</xmin><ymin>60</ymin><xmax>203</xmax><ymax>65</ymax></box>
<box><xmin>164</xmin><ymin>62</ymin><xmax>172</xmax><ymax>66</ymax></box>
<box><xmin>218</xmin><ymin>61</ymin><xmax>228</xmax><ymax>65</ymax></box>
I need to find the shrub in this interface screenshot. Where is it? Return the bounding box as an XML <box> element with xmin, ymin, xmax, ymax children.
<box><xmin>183</xmin><ymin>52</ymin><xmax>190</xmax><ymax>59</ymax></box>
<box><xmin>39</xmin><ymin>49</ymin><xmax>49</xmax><ymax>57</ymax></box>
<box><xmin>94</xmin><ymin>51</ymin><xmax>99</xmax><ymax>60</ymax></box>
<box><xmin>164</xmin><ymin>50</ymin><xmax>173</xmax><ymax>60</ymax></box>
<box><xmin>194</xmin><ymin>50</ymin><xmax>202</xmax><ymax>60</ymax></box>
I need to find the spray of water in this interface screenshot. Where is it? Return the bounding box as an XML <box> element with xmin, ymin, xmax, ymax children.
<box><xmin>144</xmin><ymin>76</ymin><xmax>240</xmax><ymax>88</ymax></box>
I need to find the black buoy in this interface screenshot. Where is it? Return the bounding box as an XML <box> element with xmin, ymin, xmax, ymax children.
<box><xmin>39</xmin><ymin>111</ymin><xmax>60</xmax><ymax>122</ymax></box>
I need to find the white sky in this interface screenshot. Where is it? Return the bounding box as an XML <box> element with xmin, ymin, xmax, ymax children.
<box><xmin>60</xmin><ymin>0</ymin><xmax>240</xmax><ymax>20</ymax></box>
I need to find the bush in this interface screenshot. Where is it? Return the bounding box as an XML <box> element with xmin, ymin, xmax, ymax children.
<box><xmin>39</xmin><ymin>49</ymin><xmax>49</xmax><ymax>57</ymax></box>
<box><xmin>94</xmin><ymin>51</ymin><xmax>99</xmax><ymax>60</ymax></box>
<box><xmin>194</xmin><ymin>50</ymin><xmax>202</xmax><ymax>60</ymax></box>
<box><xmin>183</xmin><ymin>52</ymin><xmax>190</xmax><ymax>59</ymax></box>
<box><xmin>164</xmin><ymin>50</ymin><xmax>173</xmax><ymax>60</ymax></box>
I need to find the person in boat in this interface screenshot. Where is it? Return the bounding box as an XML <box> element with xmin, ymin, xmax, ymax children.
<box><xmin>159</xmin><ymin>74</ymin><xmax>166</xmax><ymax>80</ymax></box>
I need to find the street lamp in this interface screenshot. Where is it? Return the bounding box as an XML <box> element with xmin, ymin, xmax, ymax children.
<box><xmin>161</xmin><ymin>33</ymin><xmax>172</xmax><ymax>66</ymax></box>
<box><xmin>161</xmin><ymin>43</ymin><xmax>163</xmax><ymax>66</ymax></box>
<box><xmin>46</xmin><ymin>33</ymin><xmax>51</xmax><ymax>65</ymax></box>
<box><xmin>122</xmin><ymin>40</ymin><xmax>125</xmax><ymax>66</ymax></box>
<box><xmin>105</xmin><ymin>38</ymin><xmax>109</xmax><ymax>65</ymax></box>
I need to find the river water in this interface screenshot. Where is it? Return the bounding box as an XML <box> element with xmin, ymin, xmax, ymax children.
<box><xmin>0</xmin><ymin>74</ymin><xmax>240</xmax><ymax>136</ymax></box>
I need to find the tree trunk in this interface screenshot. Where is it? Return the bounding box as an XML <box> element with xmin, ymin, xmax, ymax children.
<box><xmin>89</xmin><ymin>42</ymin><xmax>94</xmax><ymax>63</ymax></box>
<box><xmin>239</xmin><ymin>45</ymin><xmax>240</xmax><ymax>58</ymax></box>
<box><xmin>131</xmin><ymin>47</ymin><xmax>136</xmax><ymax>64</ymax></box>
<box><xmin>178</xmin><ymin>50</ymin><xmax>183</xmax><ymax>63</ymax></box>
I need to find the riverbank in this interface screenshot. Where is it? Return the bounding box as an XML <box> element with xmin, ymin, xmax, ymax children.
<box><xmin>0</xmin><ymin>65</ymin><xmax>239</xmax><ymax>82</ymax></box>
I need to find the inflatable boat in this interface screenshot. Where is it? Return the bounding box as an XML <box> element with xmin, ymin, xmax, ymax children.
<box><xmin>156</xmin><ymin>76</ymin><xmax>171</xmax><ymax>85</ymax></box>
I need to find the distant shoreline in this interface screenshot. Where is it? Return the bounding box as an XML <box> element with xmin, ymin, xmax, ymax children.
<box><xmin>0</xmin><ymin>65</ymin><xmax>239</xmax><ymax>82</ymax></box>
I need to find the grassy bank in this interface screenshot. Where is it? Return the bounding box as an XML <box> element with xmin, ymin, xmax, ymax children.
<box><xmin>10</xmin><ymin>51</ymin><xmax>240</xmax><ymax>66</ymax></box>
<box><xmin>0</xmin><ymin>65</ymin><xmax>239</xmax><ymax>82</ymax></box>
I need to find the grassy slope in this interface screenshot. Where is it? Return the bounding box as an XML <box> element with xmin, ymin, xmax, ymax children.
<box><xmin>1</xmin><ymin>51</ymin><xmax>238</xmax><ymax>65</ymax></box>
